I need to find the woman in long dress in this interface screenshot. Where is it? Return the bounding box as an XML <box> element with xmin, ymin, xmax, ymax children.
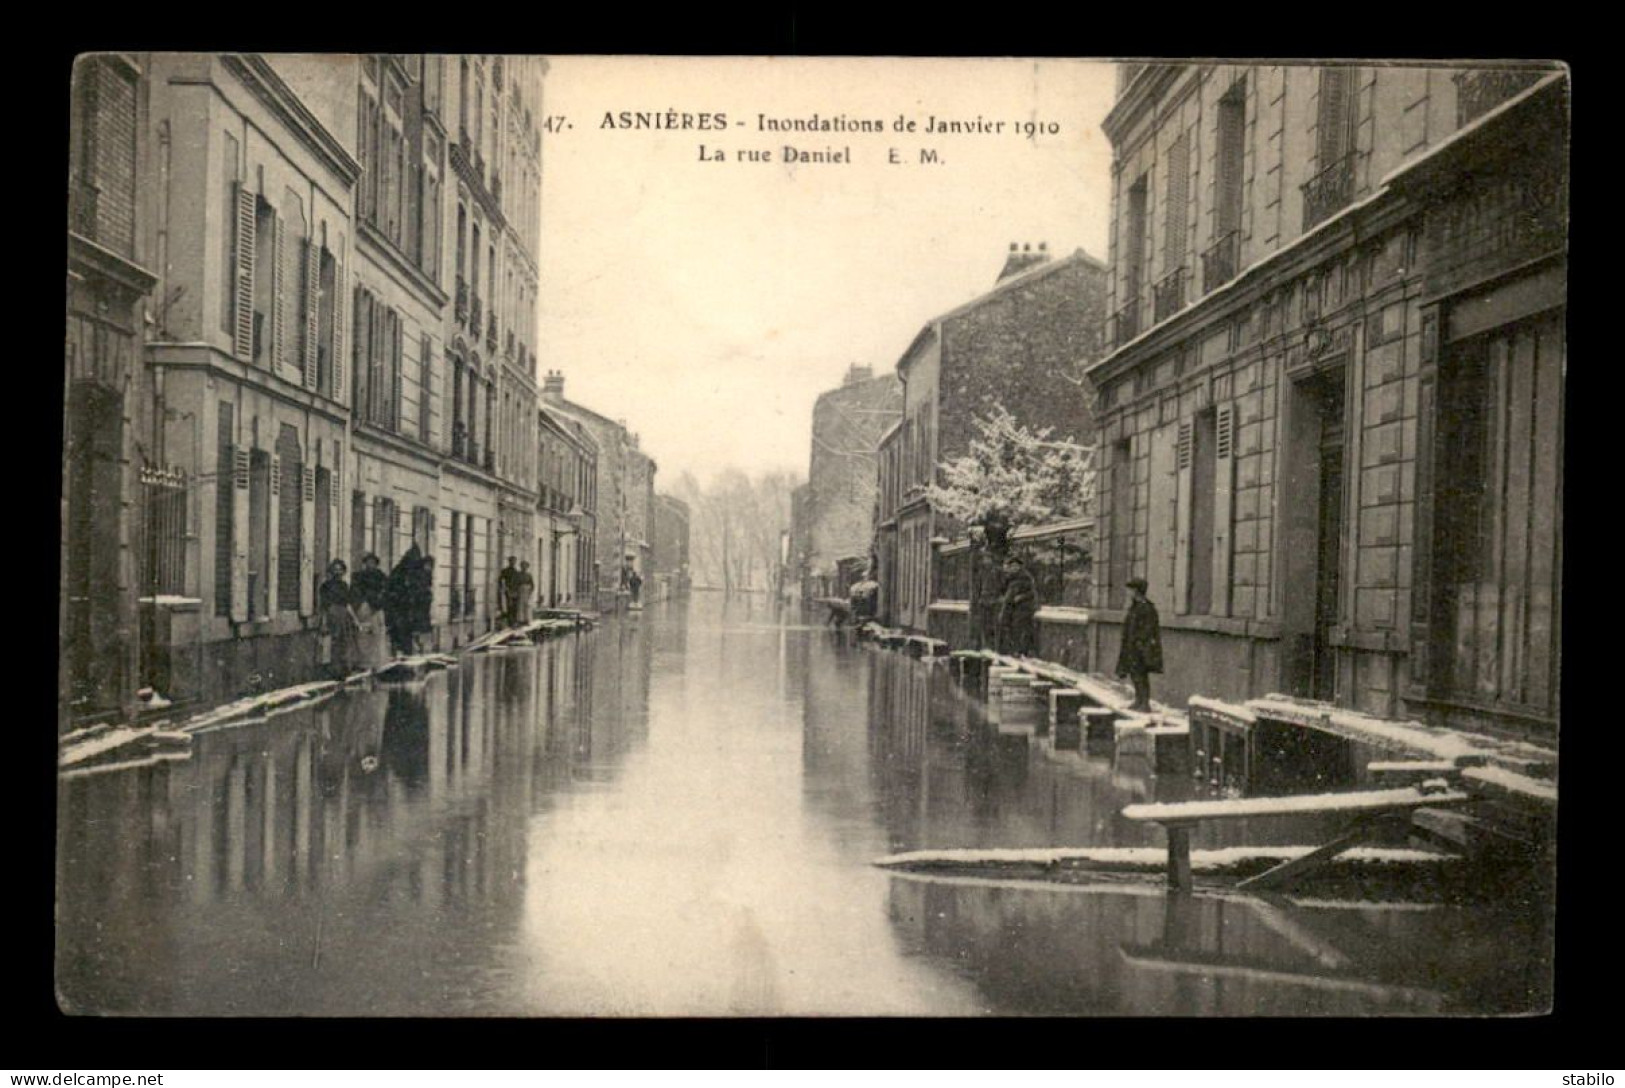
<box><xmin>352</xmin><ymin>553</ymin><xmax>390</xmax><ymax>667</ymax></box>
<box><xmin>318</xmin><ymin>560</ymin><xmax>364</xmax><ymax>679</ymax></box>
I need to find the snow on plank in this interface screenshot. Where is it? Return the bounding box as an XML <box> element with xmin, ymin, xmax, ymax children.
<box><xmin>874</xmin><ymin>844</ymin><xmax>1454</xmax><ymax>875</ymax></box>
<box><xmin>1461</xmin><ymin>766</ymin><xmax>1558</xmax><ymax>806</ymax></box>
<box><xmin>1122</xmin><ymin>785</ymin><xmax>1472</xmax><ymax>824</ymax></box>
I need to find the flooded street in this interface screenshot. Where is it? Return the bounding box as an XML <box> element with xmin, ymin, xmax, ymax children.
<box><xmin>57</xmin><ymin>595</ymin><xmax>1551</xmax><ymax>1016</ymax></box>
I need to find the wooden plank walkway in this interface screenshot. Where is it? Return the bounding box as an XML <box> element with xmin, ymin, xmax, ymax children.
<box><xmin>1122</xmin><ymin>785</ymin><xmax>1473</xmax><ymax>893</ymax></box>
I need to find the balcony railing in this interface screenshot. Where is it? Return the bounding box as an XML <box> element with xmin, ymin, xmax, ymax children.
<box><xmin>1202</xmin><ymin>230</ymin><xmax>1241</xmax><ymax>295</ymax></box>
<box><xmin>1113</xmin><ymin>296</ymin><xmax>1142</xmax><ymax>348</ymax></box>
<box><xmin>469</xmin><ymin>292</ymin><xmax>482</xmax><ymax>334</ymax></box>
<box><xmin>1302</xmin><ymin>156</ymin><xmax>1355</xmax><ymax>232</ymax></box>
<box><xmin>455</xmin><ymin>276</ymin><xmax>469</xmax><ymax>323</ymax></box>
<box><xmin>1153</xmin><ymin>267</ymin><xmax>1187</xmax><ymax>323</ymax></box>
<box><xmin>1454</xmin><ymin>69</ymin><xmax>1543</xmax><ymax>127</ymax></box>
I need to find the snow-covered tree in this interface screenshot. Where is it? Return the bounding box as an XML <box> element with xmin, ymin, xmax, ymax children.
<box><xmin>925</xmin><ymin>404</ymin><xmax>1096</xmax><ymax>550</ymax></box>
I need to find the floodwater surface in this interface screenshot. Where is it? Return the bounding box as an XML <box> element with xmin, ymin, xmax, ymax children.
<box><xmin>56</xmin><ymin>594</ymin><xmax>1552</xmax><ymax>1015</ymax></box>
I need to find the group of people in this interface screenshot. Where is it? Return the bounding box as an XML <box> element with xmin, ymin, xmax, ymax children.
<box><xmin>317</xmin><ymin>546</ymin><xmax>435</xmax><ymax>679</ymax></box>
<box><xmin>498</xmin><ymin>557</ymin><xmax>537</xmax><ymax>627</ymax></box>
<box><xmin>967</xmin><ymin>537</ymin><xmax>1167</xmax><ymax>714</ymax></box>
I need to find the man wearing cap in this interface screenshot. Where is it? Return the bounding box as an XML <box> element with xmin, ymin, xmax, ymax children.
<box><xmin>1117</xmin><ymin>577</ymin><xmax>1163</xmax><ymax>712</ymax></box>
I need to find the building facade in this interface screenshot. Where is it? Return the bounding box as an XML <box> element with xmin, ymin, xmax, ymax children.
<box><xmin>65</xmin><ymin>54</ymin><xmax>159</xmax><ymax>729</ymax></box>
<box><xmin>538</xmin><ymin>402</ymin><xmax>599</xmax><ymax>608</ymax></box>
<box><xmin>346</xmin><ymin>53</ymin><xmax>449</xmax><ymax>646</ymax></box>
<box><xmin>139</xmin><ymin>53</ymin><xmax>359</xmax><ymax>704</ymax></box>
<box><xmin>804</xmin><ymin>364</ymin><xmax>902</xmax><ymax>599</ymax></box>
<box><xmin>1088</xmin><ymin>63</ymin><xmax>1565</xmax><ymax>739</ymax></box>
<box><xmin>440</xmin><ymin>54</ymin><xmax>545</xmax><ymax>643</ymax></box>
<box><xmin>543</xmin><ymin>370</ymin><xmax>658</xmax><ymax>608</ymax></box>
<box><xmin>879</xmin><ymin>246</ymin><xmax>1109</xmax><ymax>633</ymax></box>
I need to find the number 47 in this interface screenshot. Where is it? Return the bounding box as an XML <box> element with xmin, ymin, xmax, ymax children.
<box><xmin>541</xmin><ymin>115</ymin><xmax>569</xmax><ymax>133</ymax></box>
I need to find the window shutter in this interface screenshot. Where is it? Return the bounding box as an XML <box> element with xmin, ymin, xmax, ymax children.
<box><xmin>233</xmin><ymin>185</ymin><xmax>256</xmax><ymax>360</ymax></box>
<box><xmin>273</xmin><ymin>218</ymin><xmax>287</xmax><ymax>372</ymax></box>
<box><xmin>266</xmin><ymin>453</ymin><xmax>281</xmax><ymax>614</ymax></box>
<box><xmin>230</xmin><ymin>447</ymin><xmax>250</xmax><ymax>623</ymax></box>
<box><xmin>352</xmin><ymin>286</ymin><xmax>369</xmax><ymax>415</ymax></box>
<box><xmin>1213</xmin><ymin>402</ymin><xmax>1236</xmax><ymax>617</ymax></box>
<box><xmin>1174</xmin><ymin>418</ymin><xmax>1194</xmax><ymax>614</ymax></box>
<box><xmin>303</xmin><ymin>240</ymin><xmax>319</xmax><ymax>390</ymax></box>
<box><xmin>331</xmin><ymin>253</ymin><xmax>345</xmax><ymax>404</ymax></box>
<box><xmin>300</xmin><ymin>464</ymin><xmax>316</xmax><ymax>616</ymax></box>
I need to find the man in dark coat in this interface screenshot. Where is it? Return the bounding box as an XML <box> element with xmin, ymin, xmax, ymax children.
<box><xmin>996</xmin><ymin>556</ymin><xmax>1039</xmax><ymax>658</ymax></box>
<box><xmin>385</xmin><ymin>544</ymin><xmax>423</xmax><ymax>656</ymax></box>
<box><xmin>1117</xmin><ymin>576</ymin><xmax>1163</xmax><ymax>711</ymax></box>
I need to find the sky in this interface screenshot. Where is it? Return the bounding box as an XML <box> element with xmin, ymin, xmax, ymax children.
<box><xmin>536</xmin><ymin>57</ymin><xmax>1119</xmax><ymax>486</ymax></box>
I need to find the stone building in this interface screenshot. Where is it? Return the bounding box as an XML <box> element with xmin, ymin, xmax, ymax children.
<box><xmin>1087</xmin><ymin>63</ymin><xmax>1565</xmax><ymax>739</ymax></box>
<box><xmin>345</xmin><ymin>54</ymin><xmax>450</xmax><ymax>641</ymax></box>
<box><xmin>440</xmin><ymin>54</ymin><xmax>544</xmax><ymax>642</ymax></box>
<box><xmin>876</xmin><ymin>245</ymin><xmax>1109</xmax><ymax>634</ymax></box>
<box><xmin>65</xmin><ymin>54</ymin><xmax>158</xmax><ymax>728</ymax></box>
<box><xmin>138</xmin><ymin>53</ymin><xmax>359</xmax><ymax>703</ymax></box>
<box><xmin>804</xmin><ymin>364</ymin><xmax>902</xmax><ymax>599</ymax></box>
<box><xmin>538</xmin><ymin>402</ymin><xmax>599</xmax><ymax>608</ymax></box>
<box><xmin>542</xmin><ymin>370</ymin><xmax>656</xmax><ymax>609</ymax></box>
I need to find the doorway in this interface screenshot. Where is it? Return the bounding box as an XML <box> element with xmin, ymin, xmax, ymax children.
<box><xmin>1308</xmin><ymin>371</ymin><xmax>1346</xmax><ymax>701</ymax></box>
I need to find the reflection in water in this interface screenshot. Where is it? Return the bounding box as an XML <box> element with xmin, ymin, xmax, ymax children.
<box><xmin>56</xmin><ymin>595</ymin><xmax>1550</xmax><ymax>1016</ymax></box>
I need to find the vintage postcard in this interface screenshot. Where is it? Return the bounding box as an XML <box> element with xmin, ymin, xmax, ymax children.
<box><xmin>60</xmin><ymin>55</ymin><xmax>1563</xmax><ymax>1017</ymax></box>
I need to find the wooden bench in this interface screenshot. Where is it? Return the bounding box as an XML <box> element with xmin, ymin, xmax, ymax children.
<box><xmin>1122</xmin><ymin>785</ymin><xmax>1473</xmax><ymax>893</ymax></box>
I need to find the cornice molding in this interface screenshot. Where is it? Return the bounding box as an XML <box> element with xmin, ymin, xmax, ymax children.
<box><xmin>221</xmin><ymin>54</ymin><xmax>361</xmax><ymax>188</ymax></box>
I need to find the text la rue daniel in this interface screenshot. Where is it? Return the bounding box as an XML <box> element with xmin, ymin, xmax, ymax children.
<box><xmin>588</xmin><ymin>110</ymin><xmax>1064</xmax><ymax>166</ymax></box>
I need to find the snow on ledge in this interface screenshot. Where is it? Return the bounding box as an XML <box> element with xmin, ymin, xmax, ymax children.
<box><xmin>1188</xmin><ymin>695</ymin><xmax>1258</xmax><ymax>723</ymax></box>
<box><xmin>874</xmin><ymin>844</ymin><xmax>1456</xmax><ymax>873</ymax></box>
<box><xmin>1461</xmin><ymin>766</ymin><xmax>1558</xmax><ymax>805</ymax></box>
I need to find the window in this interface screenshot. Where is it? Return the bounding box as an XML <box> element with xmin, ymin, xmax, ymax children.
<box><xmin>314</xmin><ymin>466</ymin><xmax>332</xmax><ymax>599</ymax></box>
<box><xmin>277</xmin><ymin>425</ymin><xmax>303</xmax><ymax>613</ymax></box>
<box><xmin>215</xmin><ymin>402</ymin><xmax>235</xmax><ymax>616</ymax></box>
<box><xmin>1216</xmin><ymin>84</ymin><xmax>1246</xmax><ymax>237</ymax></box>
<box><xmin>1121</xmin><ymin>175</ymin><xmax>1149</xmax><ymax>343</ymax></box>
<box><xmin>248</xmin><ymin>448</ymin><xmax>271</xmax><ymax>619</ymax></box>
<box><xmin>351</xmin><ymin>490</ymin><xmax>367</xmax><ymax>570</ymax></box>
<box><xmin>317</xmin><ymin>245</ymin><xmax>336</xmax><ymax>397</ymax></box>
<box><xmin>1316</xmin><ymin>68</ymin><xmax>1354</xmax><ymax>169</ymax></box>
<box><xmin>1164</xmin><ymin>134</ymin><xmax>1189</xmax><ymax>276</ymax></box>
<box><xmin>1108</xmin><ymin>438</ymin><xmax>1133</xmax><ymax>609</ymax></box>
<box><xmin>1187</xmin><ymin>410</ymin><xmax>1217</xmax><ymax>615</ymax></box>
<box><xmin>251</xmin><ymin>195</ymin><xmax>276</xmax><ymax>365</ymax></box>
<box><xmin>221</xmin><ymin>132</ymin><xmax>239</xmax><ymax>335</ymax></box>
<box><xmin>374</xmin><ymin>496</ymin><xmax>397</xmax><ymax>565</ymax></box>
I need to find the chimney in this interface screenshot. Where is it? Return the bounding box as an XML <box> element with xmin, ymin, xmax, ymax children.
<box><xmin>997</xmin><ymin>241</ymin><xmax>1053</xmax><ymax>283</ymax></box>
<box><xmin>542</xmin><ymin>369</ymin><xmax>565</xmax><ymax>405</ymax></box>
<box><xmin>844</xmin><ymin>363</ymin><xmax>874</xmax><ymax>386</ymax></box>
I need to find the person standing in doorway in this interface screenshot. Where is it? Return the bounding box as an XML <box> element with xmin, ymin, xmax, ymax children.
<box><xmin>352</xmin><ymin>553</ymin><xmax>390</xmax><ymax>667</ymax></box>
<box><xmin>385</xmin><ymin>544</ymin><xmax>423</xmax><ymax>657</ymax></box>
<box><xmin>498</xmin><ymin>556</ymin><xmax>520</xmax><ymax>627</ymax></box>
<box><xmin>515</xmin><ymin>560</ymin><xmax>536</xmax><ymax>625</ymax></box>
<box><xmin>318</xmin><ymin>560</ymin><xmax>364</xmax><ymax>680</ymax></box>
<box><xmin>411</xmin><ymin>554</ymin><xmax>436</xmax><ymax>652</ymax></box>
<box><xmin>628</xmin><ymin>565</ymin><xmax>644</xmax><ymax>606</ymax></box>
<box><xmin>1117</xmin><ymin>577</ymin><xmax>1164</xmax><ymax>712</ymax></box>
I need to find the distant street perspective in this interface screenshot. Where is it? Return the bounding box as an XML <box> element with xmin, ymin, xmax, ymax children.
<box><xmin>62</xmin><ymin>56</ymin><xmax>1563</xmax><ymax>1017</ymax></box>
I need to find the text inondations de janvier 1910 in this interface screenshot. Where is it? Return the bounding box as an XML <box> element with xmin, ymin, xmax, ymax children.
<box><xmin>569</xmin><ymin>109</ymin><xmax>1067</xmax><ymax>167</ymax></box>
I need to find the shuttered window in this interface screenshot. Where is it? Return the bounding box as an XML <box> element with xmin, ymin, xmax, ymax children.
<box><xmin>1164</xmin><ymin>134</ymin><xmax>1189</xmax><ymax>272</ymax></box>
<box><xmin>276</xmin><ymin>425</ymin><xmax>303</xmax><ymax>613</ymax></box>
<box><xmin>1316</xmin><ymin>68</ymin><xmax>1354</xmax><ymax>169</ymax></box>
<box><xmin>1216</xmin><ymin>84</ymin><xmax>1246</xmax><ymax>236</ymax></box>
<box><xmin>215</xmin><ymin>401</ymin><xmax>235</xmax><ymax>616</ymax></box>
